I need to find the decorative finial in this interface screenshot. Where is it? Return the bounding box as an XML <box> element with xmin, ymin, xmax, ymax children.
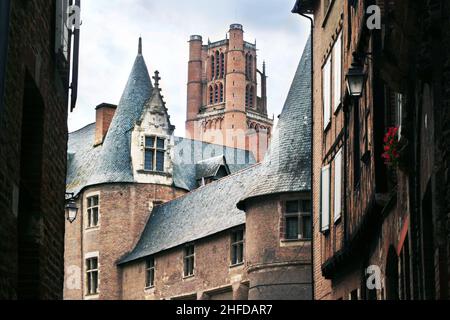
<box><xmin>138</xmin><ymin>37</ymin><xmax>142</xmax><ymax>55</ymax></box>
<box><xmin>153</xmin><ymin>70</ymin><xmax>161</xmax><ymax>89</ymax></box>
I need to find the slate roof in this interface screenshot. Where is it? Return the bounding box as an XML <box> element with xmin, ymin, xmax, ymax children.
<box><xmin>66</xmin><ymin>40</ymin><xmax>255</xmax><ymax>195</ymax></box>
<box><xmin>119</xmin><ymin>37</ymin><xmax>312</xmax><ymax>265</ymax></box>
<box><xmin>66</xmin><ymin>123</ymin><xmax>101</xmax><ymax>195</ymax></box>
<box><xmin>67</xmin><ymin>133</ymin><xmax>254</xmax><ymax>195</ymax></box>
<box><xmin>172</xmin><ymin>138</ymin><xmax>254</xmax><ymax>191</ymax></box>
<box><xmin>118</xmin><ymin>163</ymin><xmax>261</xmax><ymax>264</ymax></box>
<box><xmin>195</xmin><ymin>155</ymin><xmax>228</xmax><ymax>180</ymax></box>
<box><xmin>237</xmin><ymin>37</ymin><xmax>312</xmax><ymax>208</ymax></box>
<box><xmin>85</xmin><ymin>43</ymin><xmax>153</xmax><ymax>187</ymax></box>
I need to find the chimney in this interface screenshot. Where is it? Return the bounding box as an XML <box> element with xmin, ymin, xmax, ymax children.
<box><xmin>94</xmin><ymin>103</ymin><xmax>117</xmax><ymax>146</ymax></box>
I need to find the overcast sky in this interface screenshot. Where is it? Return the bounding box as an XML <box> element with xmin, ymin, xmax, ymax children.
<box><xmin>68</xmin><ymin>0</ymin><xmax>311</xmax><ymax>136</ymax></box>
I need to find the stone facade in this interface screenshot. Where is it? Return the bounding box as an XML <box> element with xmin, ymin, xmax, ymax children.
<box><xmin>185</xmin><ymin>25</ymin><xmax>274</xmax><ymax>162</ymax></box>
<box><xmin>0</xmin><ymin>0</ymin><xmax>76</xmax><ymax>299</ymax></box>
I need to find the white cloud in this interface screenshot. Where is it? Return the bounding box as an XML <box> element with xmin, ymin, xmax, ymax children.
<box><xmin>68</xmin><ymin>0</ymin><xmax>311</xmax><ymax>137</ymax></box>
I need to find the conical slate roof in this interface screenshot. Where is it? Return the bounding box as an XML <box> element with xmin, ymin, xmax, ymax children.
<box><xmin>238</xmin><ymin>37</ymin><xmax>312</xmax><ymax>208</ymax></box>
<box><xmin>87</xmin><ymin>39</ymin><xmax>153</xmax><ymax>185</ymax></box>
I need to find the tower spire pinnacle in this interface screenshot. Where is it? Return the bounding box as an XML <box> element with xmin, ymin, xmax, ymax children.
<box><xmin>138</xmin><ymin>37</ymin><xmax>142</xmax><ymax>55</ymax></box>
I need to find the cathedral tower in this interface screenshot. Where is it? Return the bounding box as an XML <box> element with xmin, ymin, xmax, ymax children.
<box><xmin>185</xmin><ymin>24</ymin><xmax>273</xmax><ymax>162</ymax></box>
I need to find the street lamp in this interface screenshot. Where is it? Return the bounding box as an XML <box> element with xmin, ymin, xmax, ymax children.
<box><xmin>65</xmin><ymin>193</ymin><xmax>79</xmax><ymax>223</ymax></box>
<box><xmin>345</xmin><ymin>53</ymin><xmax>366</xmax><ymax>98</ymax></box>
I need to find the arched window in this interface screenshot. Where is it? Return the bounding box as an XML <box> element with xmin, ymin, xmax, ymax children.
<box><xmin>209</xmin><ymin>85</ymin><xmax>213</xmax><ymax>105</ymax></box>
<box><xmin>215</xmin><ymin>51</ymin><xmax>220</xmax><ymax>80</ymax></box>
<box><xmin>211</xmin><ymin>55</ymin><xmax>215</xmax><ymax>79</ymax></box>
<box><xmin>219</xmin><ymin>83</ymin><xmax>224</xmax><ymax>102</ymax></box>
<box><xmin>214</xmin><ymin>84</ymin><xmax>219</xmax><ymax>104</ymax></box>
<box><xmin>220</xmin><ymin>53</ymin><xmax>225</xmax><ymax>78</ymax></box>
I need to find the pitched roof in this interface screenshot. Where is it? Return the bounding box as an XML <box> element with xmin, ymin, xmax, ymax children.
<box><xmin>195</xmin><ymin>155</ymin><xmax>229</xmax><ymax>180</ymax></box>
<box><xmin>118</xmin><ymin>163</ymin><xmax>261</xmax><ymax>264</ymax></box>
<box><xmin>237</xmin><ymin>37</ymin><xmax>312</xmax><ymax>209</ymax></box>
<box><xmin>85</xmin><ymin>40</ymin><xmax>153</xmax><ymax>186</ymax></box>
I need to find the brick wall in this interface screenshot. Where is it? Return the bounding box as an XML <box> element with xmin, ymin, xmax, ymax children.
<box><xmin>64</xmin><ymin>183</ymin><xmax>186</xmax><ymax>300</ymax></box>
<box><xmin>121</xmin><ymin>229</ymin><xmax>248</xmax><ymax>300</ymax></box>
<box><xmin>0</xmin><ymin>0</ymin><xmax>69</xmax><ymax>299</ymax></box>
<box><xmin>245</xmin><ymin>194</ymin><xmax>312</xmax><ymax>300</ymax></box>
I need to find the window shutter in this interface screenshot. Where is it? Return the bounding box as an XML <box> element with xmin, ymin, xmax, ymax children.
<box><xmin>334</xmin><ymin>149</ymin><xmax>342</xmax><ymax>222</ymax></box>
<box><xmin>323</xmin><ymin>56</ymin><xmax>331</xmax><ymax>129</ymax></box>
<box><xmin>139</xmin><ymin>135</ymin><xmax>145</xmax><ymax>170</ymax></box>
<box><xmin>333</xmin><ymin>32</ymin><xmax>342</xmax><ymax>111</ymax></box>
<box><xmin>321</xmin><ymin>165</ymin><xmax>331</xmax><ymax>232</ymax></box>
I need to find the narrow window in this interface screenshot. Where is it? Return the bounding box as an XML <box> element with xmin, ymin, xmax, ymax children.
<box><xmin>285</xmin><ymin>200</ymin><xmax>312</xmax><ymax>240</ymax></box>
<box><xmin>215</xmin><ymin>51</ymin><xmax>220</xmax><ymax>80</ymax></box>
<box><xmin>184</xmin><ymin>245</ymin><xmax>195</xmax><ymax>277</ymax></box>
<box><xmin>231</xmin><ymin>230</ymin><xmax>244</xmax><ymax>265</ymax></box>
<box><xmin>333</xmin><ymin>32</ymin><xmax>342</xmax><ymax>111</ymax></box>
<box><xmin>248</xmin><ymin>54</ymin><xmax>253</xmax><ymax>81</ymax></box>
<box><xmin>211</xmin><ymin>55</ymin><xmax>215</xmax><ymax>79</ymax></box>
<box><xmin>334</xmin><ymin>149</ymin><xmax>343</xmax><ymax>222</ymax></box>
<box><xmin>209</xmin><ymin>85</ymin><xmax>213</xmax><ymax>105</ymax></box>
<box><xmin>323</xmin><ymin>55</ymin><xmax>331</xmax><ymax>129</ymax></box>
<box><xmin>245</xmin><ymin>85</ymin><xmax>249</xmax><ymax>107</ymax></box>
<box><xmin>145</xmin><ymin>257</ymin><xmax>155</xmax><ymax>288</ymax></box>
<box><xmin>86</xmin><ymin>257</ymin><xmax>99</xmax><ymax>296</ymax></box>
<box><xmin>249</xmin><ymin>86</ymin><xmax>254</xmax><ymax>108</ymax></box>
<box><xmin>245</xmin><ymin>53</ymin><xmax>249</xmax><ymax>80</ymax></box>
<box><xmin>220</xmin><ymin>52</ymin><xmax>225</xmax><ymax>78</ymax></box>
<box><xmin>219</xmin><ymin>83</ymin><xmax>224</xmax><ymax>102</ymax></box>
<box><xmin>214</xmin><ymin>84</ymin><xmax>219</xmax><ymax>104</ymax></box>
<box><xmin>144</xmin><ymin>136</ymin><xmax>166</xmax><ymax>172</ymax></box>
<box><xmin>321</xmin><ymin>165</ymin><xmax>331</xmax><ymax>232</ymax></box>
<box><xmin>86</xmin><ymin>195</ymin><xmax>99</xmax><ymax>228</ymax></box>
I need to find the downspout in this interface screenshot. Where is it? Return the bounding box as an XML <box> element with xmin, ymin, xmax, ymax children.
<box><xmin>292</xmin><ymin>5</ymin><xmax>314</xmax><ymax>300</ymax></box>
<box><xmin>0</xmin><ymin>0</ymin><xmax>11</xmax><ymax>122</ymax></box>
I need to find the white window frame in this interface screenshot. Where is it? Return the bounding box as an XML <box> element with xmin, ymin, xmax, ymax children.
<box><xmin>85</xmin><ymin>252</ymin><xmax>99</xmax><ymax>297</ymax></box>
<box><xmin>86</xmin><ymin>193</ymin><xmax>100</xmax><ymax>229</ymax></box>
<box><xmin>145</xmin><ymin>257</ymin><xmax>155</xmax><ymax>288</ymax></box>
<box><xmin>323</xmin><ymin>55</ymin><xmax>332</xmax><ymax>130</ymax></box>
<box><xmin>183</xmin><ymin>244</ymin><xmax>195</xmax><ymax>277</ymax></box>
<box><xmin>321</xmin><ymin>165</ymin><xmax>331</xmax><ymax>232</ymax></box>
<box><xmin>230</xmin><ymin>229</ymin><xmax>245</xmax><ymax>266</ymax></box>
<box><xmin>144</xmin><ymin>136</ymin><xmax>166</xmax><ymax>172</ymax></box>
<box><xmin>333</xmin><ymin>32</ymin><xmax>343</xmax><ymax>112</ymax></box>
<box><xmin>334</xmin><ymin>149</ymin><xmax>343</xmax><ymax>222</ymax></box>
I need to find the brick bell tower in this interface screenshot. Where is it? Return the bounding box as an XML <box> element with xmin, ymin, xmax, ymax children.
<box><xmin>185</xmin><ymin>24</ymin><xmax>273</xmax><ymax>162</ymax></box>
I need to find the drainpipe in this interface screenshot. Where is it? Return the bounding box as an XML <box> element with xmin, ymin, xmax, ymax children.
<box><xmin>292</xmin><ymin>4</ymin><xmax>314</xmax><ymax>300</ymax></box>
<box><xmin>0</xmin><ymin>0</ymin><xmax>11</xmax><ymax>122</ymax></box>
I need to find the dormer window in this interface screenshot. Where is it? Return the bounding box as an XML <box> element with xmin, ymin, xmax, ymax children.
<box><xmin>144</xmin><ymin>136</ymin><xmax>166</xmax><ymax>172</ymax></box>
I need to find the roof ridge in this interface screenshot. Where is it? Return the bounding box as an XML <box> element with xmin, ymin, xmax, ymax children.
<box><xmin>69</xmin><ymin>122</ymin><xmax>95</xmax><ymax>135</ymax></box>
<box><xmin>160</xmin><ymin>162</ymin><xmax>262</xmax><ymax>207</ymax></box>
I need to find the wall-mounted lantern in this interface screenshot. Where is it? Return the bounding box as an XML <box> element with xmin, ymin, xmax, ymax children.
<box><xmin>65</xmin><ymin>193</ymin><xmax>78</xmax><ymax>223</ymax></box>
<box><xmin>345</xmin><ymin>53</ymin><xmax>367</xmax><ymax>98</ymax></box>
